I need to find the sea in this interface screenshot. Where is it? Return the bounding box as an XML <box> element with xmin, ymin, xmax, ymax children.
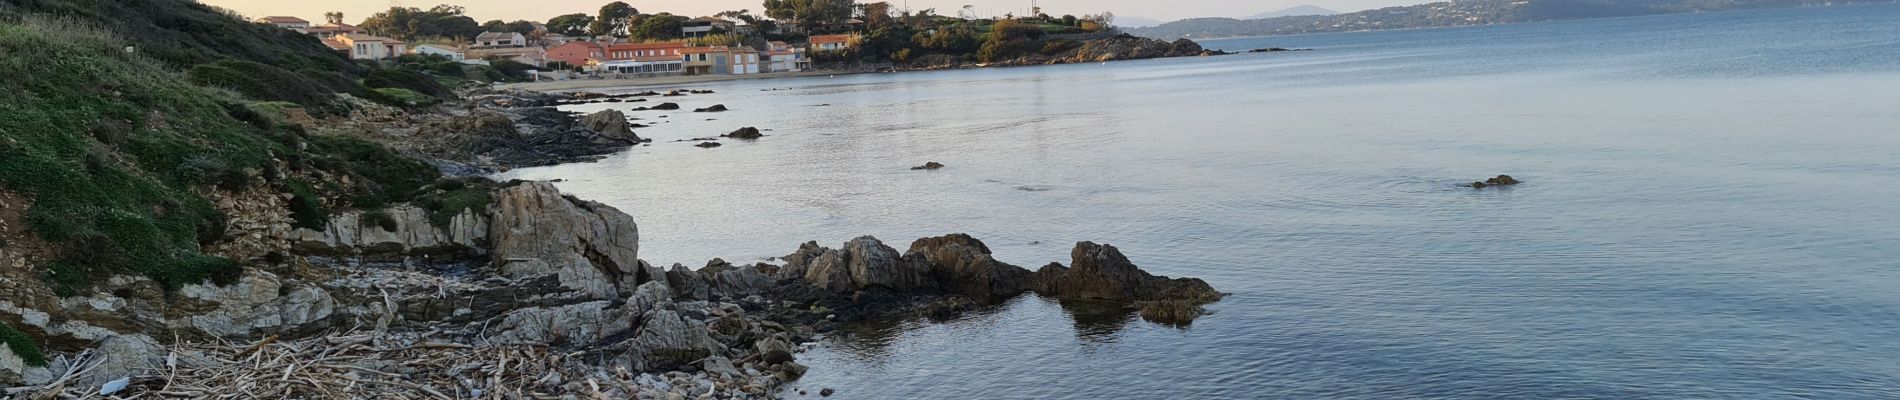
<box><xmin>499</xmin><ymin>4</ymin><xmax>1900</xmax><ymax>398</ymax></box>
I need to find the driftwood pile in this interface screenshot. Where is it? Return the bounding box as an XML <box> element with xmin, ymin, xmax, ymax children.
<box><xmin>4</xmin><ymin>331</ymin><xmax>662</xmax><ymax>400</ymax></box>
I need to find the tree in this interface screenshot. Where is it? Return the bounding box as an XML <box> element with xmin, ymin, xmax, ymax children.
<box><xmin>547</xmin><ymin>13</ymin><xmax>595</xmax><ymax>36</ymax></box>
<box><xmin>858</xmin><ymin>2</ymin><xmax>894</xmax><ymax>27</ymax></box>
<box><xmin>592</xmin><ymin>2</ymin><xmax>639</xmax><ymax>36</ymax></box>
<box><xmin>359</xmin><ymin>6</ymin><xmax>482</xmax><ymax>41</ymax></box>
<box><xmin>1060</xmin><ymin>14</ymin><xmax>1077</xmax><ymax>26</ymax></box>
<box><xmin>763</xmin><ymin>0</ymin><xmax>855</xmax><ymax>31</ymax></box>
<box><xmin>324</xmin><ymin>12</ymin><xmax>344</xmax><ymax>25</ymax></box>
<box><xmin>630</xmin><ymin>13</ymin><xmax>688</xmax><ymax>40</ymax></box>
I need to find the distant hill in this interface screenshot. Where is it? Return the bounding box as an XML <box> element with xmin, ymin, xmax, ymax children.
<box><xmin>1247</xmin><ymin>5</ymin><xmax>1339</xmax><ymax>19</ymax></box>
<box><xmin>1130</xmin><ymin>0</ymin><xmax>1890</xmax><ymax>39</ymax></box>
<box><xmin>1117</xmin><ymin>16</ymin><xmax>1167</xmax><ymax>28</ymax></box>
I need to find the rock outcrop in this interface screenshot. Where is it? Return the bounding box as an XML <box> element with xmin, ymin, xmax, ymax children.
<box><xmin>694</xmin><ymin>104</ymin><xmax>729</xmax><ymax>113</ymax></box>
<box><xmin>488</xmin><ymin>181</ymin><xmax>643</xmax><ymax>299</ymax></box>
<box><xmin>289</xmin><ymin>206</ymin><xmax>486</xmax><ymax>257</ymax></box>
<box><xmin>1471</xmin><ymin>175</ymin><xmax>1521</xmax><ymax>188</ymax></box>
<box><xmin>722</xmin><ymin>127</ymin><xmax>764</xmax><ymax>140</ymax></box>
<box><xmin>580</xmin><ymin>109</ymin><xmax>645</xmax><ymax>143</ymax></box>
<box><xmin>910</xmin><ymin>161</ymin><xmax>945</xmax><ymax>170</ymax></box>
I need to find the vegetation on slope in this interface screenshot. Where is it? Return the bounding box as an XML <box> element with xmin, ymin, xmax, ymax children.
<box><xmin>0</xmin><ymin>16</ymin><xmax>440</xmax><ymax>294</ymax></box>
<box><xmin>1</xmin><ymin>0</ymin><xmax>366</xmax><ymax>111</ymax></box>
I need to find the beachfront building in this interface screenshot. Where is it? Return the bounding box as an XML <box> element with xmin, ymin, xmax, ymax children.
<box><xmin>469</xmin><ymin>47</ymin><xmax>547</xmax><ymax>67</ymax></box>
<box><xmin>606</xmin><ymin>41</ymin><xmax>689</xmax><ymax>61</ymax></box>
<box><xmin>473</xmin><ymin>32</ymin><xmax>528</xmax><ymax>48</ymax></box>
<box><xmin>336</xmin><ymin>34</ymin><xmax>406</xmax><ymax>60</ymax></box>
<box><xmin>763</xmin><ymin>41</ymin><xmax>809</xmax><ymax>72</ymax></box>
<box><xmin>681</xmin><ymin>46</ymin><xmax>763</xmax><ymax>76</ymax></box>
<box><xmin>810</xmin><ymin>34</ymin><xmax>853</xmax><ymax>51</ymax></box>
<box><xmin>412</xmin><ymin>44</ymin><xmax>465</xmax><ymax>61</ymax></box>
<box><xmin>257</xmin><ymin>16</ymin><xmax>309</xmax><ymax>29</ymax></box>
<box><xmin>547</xmin><ymin>41</ymin><xmax>607</xmax><ymax>67</ymax></box>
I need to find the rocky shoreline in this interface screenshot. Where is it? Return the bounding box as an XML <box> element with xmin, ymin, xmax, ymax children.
<box><xmin>3</xmin><ymin>174</ymin><xmax>1222</xmax><ymax>398</ymax></box>
<box><xmin>900</xmin><ymin>35</ymin><xmax>1227</xmax><ymax>71</ymax></box>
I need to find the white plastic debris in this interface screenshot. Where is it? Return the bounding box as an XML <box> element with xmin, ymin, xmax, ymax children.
<box><xmin>100</xmin><ymin>377</ymin><xmax>131</xmax><ymax>395</ymax></box>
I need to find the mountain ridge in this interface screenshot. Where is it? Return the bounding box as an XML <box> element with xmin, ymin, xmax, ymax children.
<box><xmin>1129</xmin><ymin>0</ymin><xmax>1890</xmax><ymax>39</ymax></box>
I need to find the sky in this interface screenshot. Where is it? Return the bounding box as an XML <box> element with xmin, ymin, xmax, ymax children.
<box><xmin>198</xmin><ymin>0</ymin><xmax>1413</xmax><ymax>26</ymax></box>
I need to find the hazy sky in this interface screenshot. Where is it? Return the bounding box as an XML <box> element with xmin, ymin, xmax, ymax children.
<box><xmin>199</xmin><ymin>0</ymin><xmax>1411</xmax><ymax>25</ymax></box>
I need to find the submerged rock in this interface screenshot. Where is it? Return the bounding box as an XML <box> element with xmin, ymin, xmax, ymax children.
<box><xmin>722</xmin><ymin>127</ymin><xmax>763</xmax><ymax>140</ymax></box>
<box><xmin>695</xmin><ymin>142</ymin><xmax>723</xmax><ymax>148</ymax></box>
<box><xmin>693</xmin><ymin>104</ymin><xmax>729</xmax><ymax>113</ymax></box>
<box><xmin>910</xmin><ymin>162</ymin><xmax>945</xmax><ymax>170</ymax></box>
<box><xmin>1471</xmin><ymin>175</ymin><xmax>1521</xmax><ymax>188</ymax></box>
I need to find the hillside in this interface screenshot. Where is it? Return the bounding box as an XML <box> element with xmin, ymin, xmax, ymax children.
<box><xmin>1246</xmin><ymin>5</ymin><xmax>1340</xmax><ymax>19</ymax></box>
<box><xmin>1131</xmin><ymin>0</ymin><xmax>1889</xmax><ymax>39</ymax></box>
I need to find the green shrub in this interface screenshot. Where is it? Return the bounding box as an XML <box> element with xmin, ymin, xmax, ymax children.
<box><xmin>363</xmin><ymin>68</ymin><xmax>451</xmax><ymax>98</ymax></box>
<box><xmin>301</xmin><ymin>135</ymin><xmax>440</xmax><ymax>208</ymax></box>
<box><xmin>187</xmin><ymin>60</ymin><xmax>339</xmax><ymax>109</ymax></box>
<box><xmin>417</xmin><ymin>185</ymin><xmax>493</xmax><ymax>228</ymax></box>
<box><xmin>285</xmin><ymin>178</ymin><xmax>327</xmax><ymax>230</ymax></box>
<box><xmin>369</xmin><ymin>87</ymin><xmax>438</xmax><ymax>108</ymax></box>
<box><xmin>364</xmin><ymin>209</ymin><xmax>400</xmax><ymax>232</ymax></box>
<box><xmin>0</xmin><ymin>323</ymin><xmax>46</xmax><ymax>367</ymax></box>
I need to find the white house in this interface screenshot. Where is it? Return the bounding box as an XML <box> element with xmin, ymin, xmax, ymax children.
<box><xmin>763</xmin><ymin>41</ymin><xmax>808</xmax><ymax>72</ymax></box>
<box><xmin>337</xmin><ymin>33</ymin><xmax>406</xmax><ymax>61</ymax></box>
<box><xmin>257</xmin><ymin>16</ymin><xmax>309</xmax><ymax>29</ymax></box>
<box><xmin>473</xmin><ymin>32</ymin><xmax>527</xmax><ymax>48</ymax></box>
<box><xmin>412</xmin><ymin>44</ymin><xmax>465</xmax><ymax>61</ymax></box>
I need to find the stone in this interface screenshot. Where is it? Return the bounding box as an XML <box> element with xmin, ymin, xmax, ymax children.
<box><xmin>82</xmin><ymin>334</ymin><xmax>164</xmax><ymax>388</ymax></box>
<box><xmin>909</xmin><ymin>162</ymin><xmax>945</xmax><ymax>170</ymax></box>
<box><xmin>1138</xmin><ymin>299</ymin><xmax>1207</xmax><ymax>326</ymax></box>
<box><xmin>801</xmin><ymin>249</ymin><xmax>854</xmax><ymax>293</ymax></box>
<box><xmin>700</xmin><ymin>356</ymin><xmax>741</xmax><ymax>379</ymax></box>
<box><xmin>776</xmin><ymin>241</ymin><xmax>827</xmax><ymax>282</ymax></box>
<box><xmin>665</xmin><ymin>264</ymin><xmax>712</xmax><ymax>301</ymax></box>
<box><xmin>721</xmin><ymin>127</ymin><xmax>763</xmax><ymax>140</ymax></box>
<box><xmin>907</xmin><ymin>234</ymin><xmax>1033</xmax><ymax>300</ymax></box>
<box><xmin>580</xmin><ymin>109</ymin><xmax>644</xmax><ymax>143</ymax></box>
<box><xmin>842</xmin><ymin>237</ymin><xmax>930</xmax><ymax>291</ymax></box>
<box><xmin>1031</xmin><ymin>242</ymin><xmax>1223</xmax><ymax>306</ymax></box>
<box><xmin>821</xmin><ymin>388</ymin><xmax>835</xmax><ymax>396</ymax></box>
<box><xmin>488</xmin><ymin>182</ymin><xmax>644</xmax><ymax>299</ymax></box>
<box><xmin>1472</xmin><ymin>175</ymin><xmax>1520</xmax><ymax>188</ymax></box>
<box><xmin>695</xmin><ymin>142</ymin><xmax>722</xmax><ymax>148</ymax></box>
<box><xmin>755</xmin><ymin>337</ymin><xmax>795</xmax><ymax>365</ymax></box>
<box><xmin>289</xmin><ymin>205</ymin><xmax>486</xmax><ymax>256</ymax></box>
<box><xmin>692</xmin><ymin>104</ymin><xmax>729</xmax><ymax>113</ymax></box>
<box><xmin>628</xmin><ymin>310</ymin><xmax>717</xmax><ymax>370</ymax></box>
<box><xmin>648</xmin><ymin>102</ymin><xmax>681</xmax><ymax>111</ymax></box>
<box><xmin>489</xmin><ymin>301</ymin><xmax>635</xmax><ymax>346</ymax></box>
<box><xmin>178</xmin><ymin>270</ymin><xmax>336</xmax><ymax>337</ymax></box>
<box><xmin>699</xmin><ymin>260</ymin><xmax>773</xmax><ymax>299</ymax></box>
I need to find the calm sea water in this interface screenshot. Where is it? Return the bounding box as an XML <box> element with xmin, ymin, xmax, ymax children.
<box><xmin>500</xmin><ymin>5</ymin><xmax>1900</xmax><ymax>398</ymax></box>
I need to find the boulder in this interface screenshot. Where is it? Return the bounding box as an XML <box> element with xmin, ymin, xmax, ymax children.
<box><xmin>627</xmin><ymin>309</ymin><xmax>717</xmax><ymax>370</ymax></box>
<box><xmin>699</xmin><ymin>259</ymin><xmax>774</xmax><ymax>299</ymax></box>
<box><xmin>776</xmin><ymin>241</ymin><xmax>827</xmax><ymax>282</ymax></box>
<box><xmin>488</xmin><ymin>301</ymin><xmax>635</xmax><ymax>346</ymax></box>
<box><xmin>488</xmin><ymin>182</ymin><xmax>644</xmax><ymax>299</ymax></box>
<box><xmin>81</xmin><ymin>334</ymin><xmax>164</xmax><ymax>388</ymax></box>
<box><xmin>906</xmin><ymin>234</ymin><xmax>1033</xmax><ymax>300</ymax></box>
<box><xmin>177</xmin><ymin>270</ymin><xmax>336</xmax><ymax>337</ymax></box>
<box><xmin>802</xmin><ymin>249</ymin><xmax>854</xmax><ymax>293</ymax></box>
<box><xmin>755</xmin><ymin>337</ymin><xmax>795</xmax><ymax>365</ymax></box>
<box><xmin>843</xmin><ymin>237</ymin><xmax>931</xmax><ymax>291</ymax></box>
<box><xmin>693</xmin><ymin>104</ymin><xmax>729</xmax><ymax>113</ymax></box>
<box><xmin>1031</xmin><ymin>242</ymin><xmax>1222</xmax><ymax>304</ymax></box>
<box><xmin>695</xmin><ymin>142</ymin><xmax>722</xmax><ymax>148</ymax></box>
<box><xmin>288</xmin><ymin>206</ymin><xmax>486</xmax><ymax>256</ymax></box>
<box><xmin>664</xmin><ymin>264</ymin><xmax>712</xmax><ymax>301</ymax></box>
<box><xmin>910</xmin><ymin>162</ymin><xmax>945</xmax><ymax>171</ymax></box>
<box><xmin>580</xmin><ymin>109</ymin><xmax>644</xmax><ymax>143</ymax></box>
<box><xmin>722</xmin><ymin>127</ymin><xmax>763</xmax><ymax>140</ymax></box>
<box><xmin>1471</xmin><ymin>175</ymin><xmax>1520</xmax><ymax>188</ymax></box>
<box><xmin>648</xmin><ymin>103</ymin><xmax>681</xmax><ymax>111</ymax></box>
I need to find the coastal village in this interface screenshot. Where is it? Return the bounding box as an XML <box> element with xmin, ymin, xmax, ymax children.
<box><xmin>257</xmin><ymin>14</ymin><xmax>828</xmax><ymax>79</ymax></box>
<box><xmin>250</xmin><ymin>1</ymin><xmax>1132</xmax><ymax>82</ymax></box>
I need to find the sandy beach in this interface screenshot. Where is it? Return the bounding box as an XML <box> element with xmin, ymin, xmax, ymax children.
<box><xmin>500</xmin><ymin>70</ymin><xmax>849</xmax><ymax>92</ymax></box>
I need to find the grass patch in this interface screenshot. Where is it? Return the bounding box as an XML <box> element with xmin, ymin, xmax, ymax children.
<box><xmin>414</xmin><ymin>179</ymin><xmax>496</xmax><ymax>228</ymax></box>
<box><xmin>0</xmin><ymin>323</ymin><xmax>46</xmax><ymax>367</ymax></box>
<box><xmin>369</xmin><ymin>87</ymin><xmax>437</xmax><ymax>108</ymax></box>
